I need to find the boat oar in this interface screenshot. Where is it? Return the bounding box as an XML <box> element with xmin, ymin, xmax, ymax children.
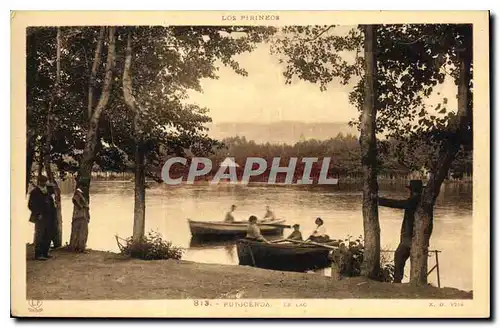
<box><xmin>285</xmin><ymin>238</ymin><xmax>337</xmax><ymax>250</ymax></box>
<box><xmin>259</xmin><ymin>223</ymin><xmax>292</xmax><ymax>228</ymax></box>
<box><xmin>269</xmin><ymin>238</ymin><xmax>288</xmax><ymax>244</ymax></box>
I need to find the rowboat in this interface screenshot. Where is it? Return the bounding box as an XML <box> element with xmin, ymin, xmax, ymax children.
<box><xmin>187</xmin><ymin>219</ymin><xmax>286</xmax><ymax>238</ymax></box>
<box><xmin>236</xmin><ymin>239</ymin><xmax>334</xmax><ymax>272</ymax></box>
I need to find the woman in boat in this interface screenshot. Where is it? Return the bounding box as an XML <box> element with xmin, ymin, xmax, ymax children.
<box><xmin>307</xmin><ymin>217</ymin><xmax>330</xmax><ymax>243</ymax></box>
<box><xmin>286</xmin><ymin>224</ymin><xmax>303</xmax><ymax>241</ymax></box>
<box><xmin>245</xmin><ymin>215</ymin><xmax>270</xmax><ymax>243</ymax></box>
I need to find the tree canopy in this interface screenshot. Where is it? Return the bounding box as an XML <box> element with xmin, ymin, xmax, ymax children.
<box><xmin>26</xmin><ymin>26</ymin><xmax>276</xmax><ymax>183</ymax></box>
<box><xmin>271</xmin><ymin>24</ymin><xmax>473</xmax><ymax>173</ymax></box>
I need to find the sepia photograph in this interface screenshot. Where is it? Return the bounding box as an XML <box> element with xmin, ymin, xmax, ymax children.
<box><xmin>11</xmin><ymin>11</ymin><xmax>490</xmax><ymax>318</ymax></box>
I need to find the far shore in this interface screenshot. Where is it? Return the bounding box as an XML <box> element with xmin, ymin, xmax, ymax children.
<box><xmin>26</xmin><ymin>246</ymin><xmax>472</xmax><ymax>300</ymax></box>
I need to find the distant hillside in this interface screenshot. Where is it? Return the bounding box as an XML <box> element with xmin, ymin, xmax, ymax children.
<box><xmin>206</xmin><ymin>121</ymin><xmax>359</xmax><ymax>145</ymax></box>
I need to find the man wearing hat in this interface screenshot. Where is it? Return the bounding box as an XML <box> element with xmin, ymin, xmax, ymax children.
<box><xmin>379</xmin><ymin>180</ymin><xmax>424</xmax><ymax>283</ymax></box>
<box><xmin>28</xmin><ymin>175</ymin><xmax>57</xmax><ymax>260</ymax></box>
<box><xmin>245</xmin><ymin>215</ymin><xmax>270</xmax><ymax>243</ymax></box>
<box><xmin>286</xmin><ymin>224</ymin><xmax>303</xmax><ymax>241</ymax></box>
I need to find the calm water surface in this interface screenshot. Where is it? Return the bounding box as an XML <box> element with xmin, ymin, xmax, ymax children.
<box><xmin>21</xmin><ymin>181</ymin><xmax>472</xmax><ymax>291</ymax></box>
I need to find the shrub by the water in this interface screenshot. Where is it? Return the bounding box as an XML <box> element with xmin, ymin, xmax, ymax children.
<box><xmin>331</xmin><ymin>235</ymin><xmax>395</xmax><ymax>282</ymax></box>
<box><xmin>118</xmin><ymin>231</ymin><xmax>184</xmax><ymax>260</ymax></box>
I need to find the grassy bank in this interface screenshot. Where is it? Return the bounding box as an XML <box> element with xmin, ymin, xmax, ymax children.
<box><xmin>26</xmin><ymin>246</ymin><xmax>472</xmax><ymax>300</ymax></box>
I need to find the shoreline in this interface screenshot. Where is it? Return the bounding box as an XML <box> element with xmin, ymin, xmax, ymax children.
<box><xmin>26</xmin><ymin>246</ymin><xmax>472</xmax><ymax>300</ymax></box>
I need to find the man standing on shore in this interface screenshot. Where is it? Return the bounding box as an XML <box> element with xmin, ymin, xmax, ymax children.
<box><xmin>378</xmin><ymin>180</ymin><xmax>425</xmax><ymax>283</ymax></box>
<box><xmin>28</xmin><ymin>175</ymin><xmax>57</xmax><ymax>260</ymax></box>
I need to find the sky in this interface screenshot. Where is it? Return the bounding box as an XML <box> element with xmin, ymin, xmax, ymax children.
<box><xmin>186</xmin><ymin>37</ymin><xmax>458</xmax><ymax>125</ymax></box>
<box><xmin>186</xmin><ymin>43</ymin><xmax>358</xmax><ymax>124</ymax></box>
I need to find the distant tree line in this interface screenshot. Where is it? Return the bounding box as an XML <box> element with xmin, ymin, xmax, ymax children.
<box><xmin>159</xmin><ymin>133</ymin><xmax>472</xmax><ymax>183</ymax></box>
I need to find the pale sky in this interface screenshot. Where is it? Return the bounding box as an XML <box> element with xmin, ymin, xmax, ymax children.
<box><xmin>187</xmin><ymin>41</ymin><xmax>458</xmax><ymax>124</ymax></box>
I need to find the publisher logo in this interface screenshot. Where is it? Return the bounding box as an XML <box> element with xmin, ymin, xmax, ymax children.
<box><xmin>28</xmin><ymin>299</ymin><xmax>43</xmax><ymax>312</ymax></box>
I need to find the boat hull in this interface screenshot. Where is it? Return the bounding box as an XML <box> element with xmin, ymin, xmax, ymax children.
<box><xmin>188</xmin><ymin>219</ymin><xmax>285</xmax><ymax>238</ymax></box>
<box><xmin>236</xmin><ymin>239</ymin><xmax>331</xmax><ymax>272</ymax></box>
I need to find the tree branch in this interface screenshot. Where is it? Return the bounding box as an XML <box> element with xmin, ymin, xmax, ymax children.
<box><xmin>90</xmin><ymin>27</ymin><xmax>116</xmax><ymax>125</ymax></box>
<box><xmin>123</xmin><ymin>32</ymin><xmax>138</xmax><ymax>113</ymax></box>
<box><xmin>396</xmin><ymin>34</ymin><xmax>427</xmax><ymax>45</ymax></box>
<box><xmin>303</xmin><ymin>25</ymin><xmax>335</xmax><ymax>42</ymax></box>
<box><xmin>88</xmin><ymin>27</ymin><xmax>106</xmax><ymax>119</ymax></box>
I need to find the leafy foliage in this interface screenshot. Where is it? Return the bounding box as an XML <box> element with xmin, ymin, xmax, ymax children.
<box><xmin>271</xmin><ymin>24</ymin><xmax>473</xmax><ymax>173</ymax></box>
<box><xmin>27</xmin><ymin>26</ymin><xmax>276</xmax><ymax>182</ymax></box>
<box><xmin>117</xmin><ymin>231</ymin><xmax>184</xmax><ymax>260</ymax></box>
<box><xmin>203</xmin><ymin>135</ymin><xmax>471</xmax><ymax>179</ymax></box>
<box><xmin>330</xmin><ymin>236</ymin><xmax>395</xmax><ymax>282</ymax></box>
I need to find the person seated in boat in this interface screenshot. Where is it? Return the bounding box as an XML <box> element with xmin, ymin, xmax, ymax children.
<box><xmin>261</xmin><ymin>206</ymin><xmax>276</xmax><ymax>222</ymax></box>
<box><xmin>306</xmin><ymin>217</ymin><xmax>330</xmax><ymax>243</ymax></box>
<box><xmin>245</xmin><ymin>215</ymin><xmax>270</xmax><ymax>243</ymax></box>
<box><xmin>224</xmin><ymin>204</ymin><xmax>236</xmax><ymax>223</ymax></box>
<box><xmin>286</xmin><ymin>224</ymin><xmax>303</xmax><ymax>241</ymax></box>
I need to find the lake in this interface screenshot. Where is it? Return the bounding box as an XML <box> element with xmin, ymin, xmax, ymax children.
<box><xmin>21</xmin><ymin>181</ymin><xmax>473</xmax><ymax>291</ymax></box>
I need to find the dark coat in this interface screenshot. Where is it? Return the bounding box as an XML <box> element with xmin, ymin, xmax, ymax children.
<box><xmin>28</xmin><ymin>186</ymin><xmax>57</xmax><ymax>223</ymax></box>
<box><xmin>378</xmin><ymin>195</ymin><xmax>421</xmax><ymax>245</ymax></box>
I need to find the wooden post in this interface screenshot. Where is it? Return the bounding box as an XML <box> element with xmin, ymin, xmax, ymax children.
<box><xmin>435</xmin><ymin>250</ymin><xmax>441</xmax><ymax>288</ymax></box>
<box><xmin>331</xmin><ymin>250</ymin><xmax>342</xmax><ymax>281</ymax></box>
<box><xmin>425</xmin><ymin>250</ymin><xmax>441</xmax><ymax>288</ymax></box>
<box><xmin>382</xmin><ymin>249</ymin><xmax>441</xmax><ymax>286</ymax></box>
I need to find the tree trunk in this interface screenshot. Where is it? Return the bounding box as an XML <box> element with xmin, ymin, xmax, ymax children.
<box><xmin>360</xmin><ymin>25</ymin><xmax>381</xmax><ymax>278</ymax></box>
<box><xmin>37</xmin><ymin>151</ymin><xmax>44</xmax><ymax>178</ymax></box>
<box><xmin>410</xmin><ymin>26</ymin><xmax>472</xmax><ymax>285</ymax></box>
<box><xmin>88</xmin><ymin>27</ymin><xmax>105</xmax><ymax>119</ymax></box>
<box><xmin>69</xmin><ymin>27</ymin><xmax>116</xmax><ymax>252</ymax></box>
<box><xmin>43</xmin><ymin>27</ymin><xmax>63</xmax><ymax>248</ymax></box>
<box><xmin>122</xmin><ymin>31</ymin><xmax>146</xmax><ymax>242</ymax></box>
<box><xmin>26</xmin><ymin>130</ymin><xmax>35</xmax><ymax>194</ymax></box>
<box><xmin>133</xmin><ymin>144</ymin><xmax>146</xmax><ymax>242</ymax></box>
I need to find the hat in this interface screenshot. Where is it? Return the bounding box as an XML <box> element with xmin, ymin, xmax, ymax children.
<box><xmin>315</xmin><ymin>217</ymin><xmax>324</xmax><ymax>225</ymax></box>
<box><xmin>292</xmin><ymin>223</ymin><xmax>300</xmax><ymax>228</ymax></box>
<box><xmin>406</xmin><ymin>180</ymin><xmax>424</xmax><ymax>193</ymax></box>
<box><xmin>248</xmin><ymin>215</ymin><xmax>258</xmax><ymax>222</ymax></box>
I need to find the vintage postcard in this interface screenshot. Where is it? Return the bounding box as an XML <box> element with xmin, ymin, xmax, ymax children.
<box><xmin>11</xmin><ymin>11</ymin><xmax>490</xmax><ymax>318</ymax></box>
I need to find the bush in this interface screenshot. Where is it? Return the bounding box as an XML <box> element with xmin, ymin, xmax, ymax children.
<box><xmin>331</xmin><ymin>235</ymin><xmax>395</xmax><ymax>282</ymax></box>
<box><xmin>117</xmin><ymin>231</ymin><xmax>184</xmax><ymax>260</ymax></box>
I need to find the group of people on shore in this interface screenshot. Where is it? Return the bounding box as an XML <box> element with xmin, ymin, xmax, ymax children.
<box><xmin>27</xmin><ymin>175</ymin><xmax>89</xmax><ymax>261</ymax></box>
<box><xmin>28</xmin><ymin>175</ymin><xmax>57</xmax><ymax>260</ymax></box>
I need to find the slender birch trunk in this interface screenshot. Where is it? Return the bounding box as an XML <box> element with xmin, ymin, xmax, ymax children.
<box><xmin>43</xmin><ymin>27</ymin><xmax>63</xmax><ymax>248</ymax></box>
<box><xmin>69</xmin><ymin>27</ymin><xmax>116</xmax><ymax>252</ymax></box>
<box><xmin>359</xmin><ymin>25</ymin><xmax>381</xmax><ymax>279</ymax></box>
<box><xmin>122</xmin><ymin>31</ymin><xmax>146</xmax><ymax>242</ymax></box>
